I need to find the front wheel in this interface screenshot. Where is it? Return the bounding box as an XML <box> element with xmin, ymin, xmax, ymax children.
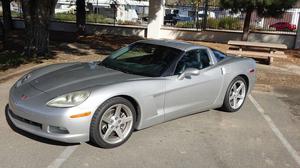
<box><xmin>90</xmin><ymin>97</ymin><xmax>136</xmax><ymax>148</ymax></box>
<box><xmin>221</xmin><ymin>76</ymin><xmax>247</xmax><ymax>112</ymax></box>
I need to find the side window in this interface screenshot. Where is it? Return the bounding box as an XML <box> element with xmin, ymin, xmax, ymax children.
<box><xmin>175</xmin><ymin>49</ymin><xmax>211</xmax><ymax>75</ymax></box>
<box><xmin>212</xmin><ymin>49</ymin><xmax>226</xmax><ymax>62</ymax></box>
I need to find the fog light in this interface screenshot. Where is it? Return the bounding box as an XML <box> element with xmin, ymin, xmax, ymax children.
<box><xmin>49</xmin><ymin>126</ymin><xmax>69</xmax><ymax>134</ymax></box>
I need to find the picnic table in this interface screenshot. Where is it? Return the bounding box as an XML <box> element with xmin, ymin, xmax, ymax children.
<box><xmin>226</xmin><ymin>40</ymin><xmax>288</xmax><ymax>65</ymax></box>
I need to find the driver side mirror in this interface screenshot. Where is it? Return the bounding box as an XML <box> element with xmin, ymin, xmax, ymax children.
<box><xmin>178</xmin><ymin>68</ymin><xmax>200</xmax><ymax>80</ymax></box>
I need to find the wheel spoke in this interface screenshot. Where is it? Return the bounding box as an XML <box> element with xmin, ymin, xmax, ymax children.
<box><xmin>102</xmin><ymin>117</ymin><xmax>112</xmax><ymax>124</ymax></box>
<box><xmin>103</xmin><ymin>126</ymin><xmax>114</xmax><ymax>139</ymax></box>
<box><xmin>121</xmin><ymin>116</ymin><xmax>133</xmax><ymax>124</ymax></box>
<box><xmin>115</xmin><ymin>128</ymin><xmax>125</xmax><ymax>139</ymax></box>
<box><xmin>233</xmin><ymin>97</ymin><xmax>237</xmax><ymax>109</ymax></box>
<box><xmin>115</xmin><ymin>105</ymin><xmax>122</xmax><ymax>117</ymax></box>
<box><xmin>237</xmin><ymin>94</ymin><xmax>244</xmax><ymax>99</ymax></box>
<box><xmin>237</xmin><ymin>83</ymin><xmax>245</xmax><ymax>93</ymax></box>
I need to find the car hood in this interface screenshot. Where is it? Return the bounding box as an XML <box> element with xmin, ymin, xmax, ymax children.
<box><xmin>29</xmin><ymin>62</ymin><xmax>143</xmax><ymax>94</ymax></box>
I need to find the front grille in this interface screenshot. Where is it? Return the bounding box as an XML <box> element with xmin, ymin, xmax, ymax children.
<box><xmin>9</xmin><ymin>110</ymin><xmax>43</xmax><ymax>130</ymax></box>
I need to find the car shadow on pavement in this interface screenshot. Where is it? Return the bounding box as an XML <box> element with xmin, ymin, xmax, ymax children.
<box><xmin>4</xmin><ymin>104</ymin><xmax>80</xmax><ymax>146</ymax></box>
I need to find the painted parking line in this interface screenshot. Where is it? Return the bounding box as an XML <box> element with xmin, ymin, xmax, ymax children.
<box><xmin>249</xmin><ymin>95</ymin><xmax>300</xmax><ymax>167</ymax></box>
<box><xmin>47</xmin><ymin>145</ymin><xmax>79</xmax><ymax>168</ymax></box>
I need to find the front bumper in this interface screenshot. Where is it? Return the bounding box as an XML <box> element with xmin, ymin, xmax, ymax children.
<box><xmin>8</xmin><ymin>98</ymin><xmax>92</xmax><ymax>143</ymax></box>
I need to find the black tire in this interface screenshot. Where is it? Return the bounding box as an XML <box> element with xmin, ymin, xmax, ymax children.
<box><xmin>221</xmin><ymin>76</ymin><xmax>248</xmax><ymax>112</ymax></box>
<box><xmin>90</xmin><ymin>97</ymin><xmax>136</xmax><ymax>148</ymax></box>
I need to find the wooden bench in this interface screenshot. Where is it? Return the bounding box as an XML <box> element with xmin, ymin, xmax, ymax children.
<box><xmin>226</xmin><ymin>40</ymin><xmax>288</xmax><ymax>65</ymax></box>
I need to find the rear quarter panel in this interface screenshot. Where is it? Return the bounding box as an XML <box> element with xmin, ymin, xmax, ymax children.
<box><xmin>214</xmin><ymin>56</ymin><xmax>256</xmax><ymax>108</ymax></box>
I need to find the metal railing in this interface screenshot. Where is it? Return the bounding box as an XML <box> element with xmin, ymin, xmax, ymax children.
<box><xmin>164</xmin><ymin>6</ymin><xmax>298</xmax><ymax>34</ymax></box>
<box><xmin>4</xmin><ymin>1</ymin><xmax>299</xmax><ymax>35</ymax></box>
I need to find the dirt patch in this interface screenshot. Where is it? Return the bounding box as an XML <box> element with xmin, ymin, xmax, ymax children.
<box><xmin>187</xmin><ymin>41</ymin><xmax>230</xmax><ymax>52</ymax></box>
<box><xmin>0</xmin><ymin>33</ymin><xmax>143</xmax><ymax>79</ymax></box>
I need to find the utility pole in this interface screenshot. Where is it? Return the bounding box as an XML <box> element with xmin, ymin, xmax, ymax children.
<box><xmin>202</xmin><ymin>0</ymin><xmax>209</xmax><ymax>30</ymax></box>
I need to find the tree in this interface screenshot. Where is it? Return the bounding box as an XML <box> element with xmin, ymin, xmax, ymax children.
<box><xmin>189</xmin><ymin>0</ymin><xmax>202</xmax><ymax>29</ymax></box>
<box><xmin>202</xmin><ymin>0</ymin><xmax>208</xmax><ymax>30</ymax></box>
<box><xmin>76</xmin><ymin>0</ymin><xmax>86</xmax><ymax>34</ymax></box>
<box><xmin>220</xmin><ymin>0</ymin><xmax>298</xmax><ymax>41</ymax></box>
<box><xmin>21</xmin><ymin>0</ymin><xmax>57</xmax><ymax>57</ymax></box>
<box><xmin>1</xmin><ymin>0</ymin><xmax>13</xmax><ymax>43</ymax></box>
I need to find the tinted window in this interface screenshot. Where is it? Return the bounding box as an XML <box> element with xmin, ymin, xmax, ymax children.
<box><xmin>175</xmin><ymin>49</ymin><xmax>211</xmax><ymax>75</ymax></box>
<box><xmin>102</xmin><ymin>43</ymin><xmax>183</xmax><ymax>77</ymax></box>
<box><xmin>212</xmin><ymin>49</ymin><xmax>226</xmax><ymax>62</ymax></box>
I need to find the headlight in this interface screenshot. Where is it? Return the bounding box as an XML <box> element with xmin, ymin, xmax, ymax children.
<box><xmin>47</xmin><ymin>90</ymin><xmax>90</xmax><ymax>108</ymax></box>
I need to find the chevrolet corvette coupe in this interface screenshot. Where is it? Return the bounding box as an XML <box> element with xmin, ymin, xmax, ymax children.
<box><xmin>8</xmin><ymin>40</ymin><xmax>256</xmax><ymax>148</ymax></box>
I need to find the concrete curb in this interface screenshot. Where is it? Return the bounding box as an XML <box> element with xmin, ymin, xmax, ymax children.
<box><xmin>0</xmin><ymin>63</ymin><xmax>48</xmax><ymax>83</ymax></box>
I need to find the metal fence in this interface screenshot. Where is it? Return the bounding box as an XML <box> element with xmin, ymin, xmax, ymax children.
<box><xmin>165</xmin><ymin>5</ymin><xmax>299</xmax><ymax>34</ymax></box>
<box><xmin>4</xmin><ymin>0</ymin><xmax>299</xmax><ymax>34</ymax></box>
<box><xmin>54</xmin><ymin>0</ymin><xmax>148</xmax><ymax>26</ymax></box>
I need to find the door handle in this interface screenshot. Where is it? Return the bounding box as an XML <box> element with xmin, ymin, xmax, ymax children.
<box><xmin>221</xmin><ymin>67</ymin><xmax>226</xmax><ymax>75</ymax></box>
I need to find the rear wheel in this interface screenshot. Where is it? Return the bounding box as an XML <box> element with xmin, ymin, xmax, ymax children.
<box><xmin>221</xmin><ymin>76</ymin><xmax>247</xmax><ymax>112</ymax></box>
<box><xmin>90</xmin><ymin>97</ymin><xmax>136</xmax><ymax>148</ymax></box>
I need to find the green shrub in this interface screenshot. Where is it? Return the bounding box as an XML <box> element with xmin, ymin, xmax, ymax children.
<box><xmin>207</xmin><ymin>18</ymin><xmax>220</xmax><ymax>29</ymax></box>
<box><xmin>174</xmin><ymin>18</ymin><xmax>241</xmax><ymax>30</ymax></box>
<box><xmin>86</xmin><ymin>14</ymin><xmax>114</xmax><ymax>24</ymax></box>
<box><xmin>117</xmin><ymin>20</ymin><xmax>140</xmax><ymax>25</ymax></box>
<box><xmin>54</xmin><ymin>13</ymin><xmax>76</xmax><ymax>21</ymax></box>
<box><xmin>54</xmin><ymin>13</ymin><xmax>115</xmax><ymax>24</ymax></box>
<box><xmin>0</xmin><ymin>51</ymin><xmax>25</xmax><ymax>70</ymax></box>
<box><xmin>11</xmin><ymin>11</ymin><xmax>22</xmax><ymax>18</ymax></box>
<box><xmin>218</xmin><ymin>17</ymin><xmax>242</xmax><ymax>30</ymax></box>
<box><xmin>175</xmin><ymin>21</ymin><xmax>195</xmax><ymax>28</ymax></box>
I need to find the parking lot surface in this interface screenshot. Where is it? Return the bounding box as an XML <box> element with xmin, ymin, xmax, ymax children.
<box><xmin>1</xmin><ymin>76</ymin><xmax>300</xmax><ymax>168</ymax></box>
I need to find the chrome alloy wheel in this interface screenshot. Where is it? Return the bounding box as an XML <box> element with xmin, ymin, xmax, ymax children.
<box><xmin>99</xmin><ymin>104</ymin><xmax>133</xmax><ymax>144</ymax></box>
<box><xmin>229</xmin><ymin>80</ymin><xmax>246</xmax><ymax>110</ymax></box>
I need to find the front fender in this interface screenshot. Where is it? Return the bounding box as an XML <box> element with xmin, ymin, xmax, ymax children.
<box><xmin>82</xmin><ymin>79</ymin><xmax>166</xmax><ymax>130</ymax></box>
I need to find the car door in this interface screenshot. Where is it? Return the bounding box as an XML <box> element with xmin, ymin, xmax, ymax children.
<box><xmin>164</xmin><ymin>48</ymin><xmax>224</xmax><ymax>121</ymax></box>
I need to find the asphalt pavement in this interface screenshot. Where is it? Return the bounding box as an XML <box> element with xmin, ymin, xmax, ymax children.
<box><xmin>0</xmin><ymin>76</ymin><xmax>300</xmax><ymax>168</ymax></box>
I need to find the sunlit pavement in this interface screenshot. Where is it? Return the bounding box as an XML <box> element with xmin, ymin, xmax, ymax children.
<box><xmin>1</xmin><ymin>76</ymin><xmax>300</xmax><ymax>168</ymax></box>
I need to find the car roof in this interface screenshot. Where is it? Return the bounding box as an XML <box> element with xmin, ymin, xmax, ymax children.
<box><xmin>137</xmin><ymin>39</ymin><xmax>205</xmax><ymax>51</ymax></box>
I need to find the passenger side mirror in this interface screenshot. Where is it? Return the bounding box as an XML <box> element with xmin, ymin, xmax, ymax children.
<box><xmin>178</xmin><ymin>68</ymin><xmax>200</xmax><ymax>80</ymax></box>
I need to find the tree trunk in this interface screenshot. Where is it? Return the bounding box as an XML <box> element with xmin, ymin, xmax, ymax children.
<box><xmin>1</xmin><ymin>0</ymin><xmax>13</xmax><ymax>32</ymax></box>
<box><xmin>242</xmin><ymin>9</ymin><xmax>253</xmax><ymax>41</ymax></box>
<box><xmin>21</xmin><ymin>0</ymin><xmax>57</xmax><ymax>57</ymax></box>
<box><xmin>195</xmin><ymin>4</ymin><xmax>199</xmax><ymax>30</ymax></box>
<box><xmin>202</xmin><ymin>0</ymin><xmax>209</xmax><ymax>30</ymax></box>
<box><xmin>76</xmin><ymin>0</ymin><xmax>86</xmax><ymax>34</ymax></box>
<box><xmin>1</xmin><ymin>0</ymin><xmax>13</xmax><ymax>47</ymax></box>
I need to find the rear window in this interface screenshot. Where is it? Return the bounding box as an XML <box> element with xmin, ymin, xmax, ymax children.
<box><xmin>212</xmin><ymin>49</ymin><xmax>226</xmax><ymax>62</ymax></box>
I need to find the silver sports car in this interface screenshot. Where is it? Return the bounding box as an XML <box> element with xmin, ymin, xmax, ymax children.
<box><xmin>8</xmin><ymin>40</ymin><xmax>256</xmax><ymax>148</ymax></box>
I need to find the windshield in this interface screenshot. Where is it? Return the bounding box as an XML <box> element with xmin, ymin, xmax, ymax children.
<box><xmin>101</xmin><ymin>42</ymin><xmax>183</xmax><ymax>77</ymax></box>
